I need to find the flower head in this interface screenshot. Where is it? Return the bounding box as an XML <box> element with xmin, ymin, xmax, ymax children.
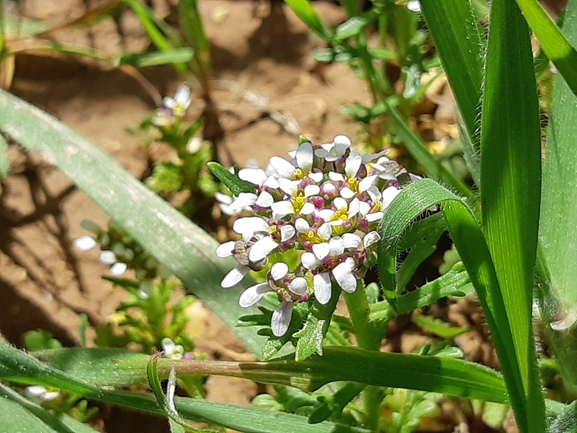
<box><xmin>162</xmin><ymin>84</ymin><xmax>192</xmax><ymax>118</ymax></box>
<box><xmin>216</xmin><ymin>136</ymin><xmax>417</xmax><ymax>335</ymax></box>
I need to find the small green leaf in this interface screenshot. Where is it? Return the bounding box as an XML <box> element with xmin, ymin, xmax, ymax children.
<box><xmin>0</xmin><ymin>134</ymin><xmax>10</xmax><ymax>180</ymax></box>
<box><xmin>23</xmin><ymin>330</ymin><xmax>62</xmax><ymax>352</ymax></box>
<box><xmin>294</xmin><ymin>314</ymin><xmax>325</xmax><ymax>361</ymax></box>
<box><xmin>334</xmin><ymin>13</ymin><xmax>377</xmax><ymax>41</ymax></box>
<box><xmin>285</xmin><ymin>0</ymin><xmax>333</xmax><ymax>41</ymax></box>
<box><xmin>207</xmin><ymin>161</ymin><xmax>255</xmax><ymax>195</ymax></box>
<box><xmin>116</xmin><ymin>48</ymin><xmax>194</xmax><ymax>67</ymax></box>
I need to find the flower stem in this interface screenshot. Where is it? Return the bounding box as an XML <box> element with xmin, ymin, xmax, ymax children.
<box><xmin>344</xmin><ymin>281</ymin><xmax>385</xmax><ymax>430</ymax></box>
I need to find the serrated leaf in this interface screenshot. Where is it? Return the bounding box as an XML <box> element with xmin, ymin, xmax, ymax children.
<box><xmin>412</xmin><ymin>315</ymin><xmax>470</xmax><ymax>339</ymax></box>
<box><xmin>294</xmin><ymin>314</ymin><xmax>325</xmax><ymax>361</ymax></box>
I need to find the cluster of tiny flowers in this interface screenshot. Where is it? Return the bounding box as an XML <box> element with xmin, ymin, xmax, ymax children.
<box><xmin>216</xmin><ymin>135</ymin><xmax>418</xmax><ymax>337</ymax></box>
<box><xmin>152</xmin><ymin>84</ymin><xmax>192</xmax><ymax>127</ymax></box>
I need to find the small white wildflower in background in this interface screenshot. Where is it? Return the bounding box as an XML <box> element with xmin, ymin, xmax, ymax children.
<box><xmin>98</xmin><ymin>251</ymin><xmax>127</xmax><ymax>276</ymax></box>
<box><xmin>162</xmin><ymin>337</ymin><xmax>184</xmax><ymax>360</ymax></box>
<box><xmin>72</xmin><ymin>235</ymin><xmax>97</xmax><ymax>252</ymax></box>
<box><xmin>216</xmin><ymin>135</ymin><xmax>418</xmax><ymax>336</ymax></box>
<box><xmin>162</xmin><ymin>84</ymin><xmax>192</xmax><ymax>118</ymax></box>
<box><xmin>25</xmin><ymin>385</ymin><xmax>59</xmax><ymax>402</ymax></box>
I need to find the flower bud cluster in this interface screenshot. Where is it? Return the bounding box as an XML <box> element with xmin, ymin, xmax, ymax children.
<box><xmin>216</xmin><ymin>135</ymin><xmax>417</xmax><ymax>336</ymax></box>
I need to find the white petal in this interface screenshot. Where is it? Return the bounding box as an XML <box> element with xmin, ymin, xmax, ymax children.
<box><xmin>382</xmin><ymin>186</ymin><xmax>401</xmax><ymax>207</ymax></box>
<box><xmin>271</xmin><ymin>262</ymin><xmax>289</xmax><ymax>280</ymax></box>
<box><xmin>340</xmin><ymin>187</ymin><xmax>355</xmax><ymax>199</ymax></box>
<box><xmin>304</xmin><ymin>184</ymin><xmax>320</xmax><ymax>197</ymax></box>
<box><xmin>99</xmin><ymin>250</ymin><xmax>117</xmax><ymax>265</ymax></box>
<box><xmin>228</xmin><ymin>193</ymin><xmax>257</xmax><ymax>213</ymax></box>
<box><xmin>359</xmin><ymin>175</ymin><xmax>377</xmax><ymax>192</ymax></box>
<box><xmin>342</xmin><ymin>233</ymin><xmax>362</xmax><ymax>249</ymax></box>
<box><xmin>359</xmin><ymin>201</ymin><xmax>371</xmax><ymax>216</ymax></box>
<box><xmin>263</xmin><ymin>176</ymin><xmax>280</xmax><ymax>189</ymax></box>
<box><xmin>239</xmin><ymin>283</ymin><xmax>270</xmax><ymax>307</ymax></box>
<box><xmin>271</xmin><ymin>302</ymin><xmax>293</xmax><ymax>336</ymax></box>
<box><xmin>233</xmin><ymin>217</ymin><xmax>269</xmax><ymax>240</ymax></box>
<box><xmin>216</xmin><ymin>241</ymin><xmax>236</xmax><ymax>258</ymax></box>
<box><xmin>328</xmin><ymin>236</ymin><xmax>344</xmax><ymax>255</ymax></box>
<box><xmin>279</xmin><ymin>178</ymin><xmax>299</xmax><ymax>195</ymax></box>
<box><xmin>333</xmin><ymin>197</ymin><xmax>348</xmax><ymax>211</ymax></box>
<box><xmin>162</xmin><ymin>96</ymin><xmax>176</xmax><ymax>109</ymax></box>
<box><xmin>366</xmin><ymin>211</ymin><xmax>384</xmax><ymax>222</ymax></box>
<box><xmin>345</xmin><ymin>151</ymin><xmax>362</xmax><ymax>177</ymax></box>
<box><xmin>271</xmin><ymin>201</ymin><xmax>294</xmax><ymax>219</ymax></box>
<box><xmin>290</xmin><ymin>277</ymin><xmax>308</xmax><ymax>296</ymax></box>
<box><xmin>110</xmin><ymin>262</ymin><xmax>127</xmax><ymax>275</ymax></box>
<box><xmin>295</xmin><ymin>141</ymin><xmax>313</xmax><ymax>171</ymax></box>
<box><xmin>317</xmin><ymin>223</ymin><xmax>332</xmax><ymax>240</ymax></box>
<box><xmin>161</xmin><ymin>337</ymin><xmax>177</xmax><ymax>354</ymax></box>
<box><xmin>249</xmin><ymin>236</ymin><xmax>278</xmax><ymax>262</ymax></box>
<box><xmin>313</xmin><ymin>242</ymin><xmax>330</xmax><ymax>260</ymax></box>
<box><xmin>329</xmin><ymin>172</ymin><xmax>345</xmax><ymax>182</ymax></box>
<box><xmin>174</xmin><ymin>84</ymin><xmax>191</xmax><ymax>105</ymax></box>
<box><xmin>238</xmin><ymin>168</ymin><xmax>268</xmax><ymax>185</ymax></box>
<box><xmin>301</xmin><ymin>252</ymin><xmax>320</xmax><ymax>270</ymax></box>
<box><xmin>314</xmin><ymin>273</ymin><xmax>332</xmax><ymax>304</ymax></box>
<box><xmin>333</xmin><ymin>135</ymin><xmax>352</xmax><ymax>153</ymax></box>
<box><xmin>42</xmin><ymin>391</ymin><xmax>60</xmax><ymax>402</ymax></box>
<box><xmin>280</xmin><ymin>225</ymin><xmax>296</xmax><ymax>242</ymax></box>
<box><xmin>309</xmin><ymin>172</ymin><xmax>324</xmax><ymax>182</ymax></box>
<box><xmin>318</xmin><ymin>209</ymin><xmax>334</xmax><ymax>221</ymax></box>
<box><xmin>362</xmin><ymin>150</ymin><xmax>389</xmax><ymax>163</ymax></box>
<box><xmin>214</xmin><ymin>192</ymin><xmax>232</xmax><ymax>205</ymax></box>
<box><xmin>333</xmin><ymin>259</ymin><xmax>357</xmax><ymax>293</ymax></box>
<box><xmin>270</xmin><ymin>156</ymin><xmax>296</xmax><ymax>179</ymax></box>
<box><xmin>256</xmin><ymin>191</ymin><xmax>274</xmax><ymax>207</ymax></box>
<box><xmin>367</xmin><ymin>186</ymin><xmax>381</xmax><ymax>201</ymax></box>
<box><xmin>300</xmin><ymin>202</ymin><xmax>315</xmax><ymax>215</ymax></box>
<box><xmin>363</xmin><ymin>231</ymin><xmax>381</xmax><ymax>247</ymax></box>
<box><xmin>348</xmin><ymin>198</ymin><xmax>360</xmax><ymax>217</ymax></box>
<box><xmin>221</xmin><ymin>266</ymin><xmax>249</xmax><ymax>288</ymax></box>
<box><xmin>73</xmin><ymin>235</ymin><xmax>97</xmax><ymax>251</ymax></box>
<box><xmin>295</xmin><ymin>218</ymin><xmax>310</xmax><ymax>232</ymax></box>
<box><xmin>26</xmin><ymin>386</ymin><xmax>48</xmax><ymax>398</ymax></box>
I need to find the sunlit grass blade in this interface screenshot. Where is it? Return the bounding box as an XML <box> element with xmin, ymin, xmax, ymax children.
<box><xmin>0</xmin><ymin>90</ymin><xmax>268</xmax><ymax>358</ymax></box>
<box><xmin>538</xmin><ymin>0</ymin><xmax>577</xmax><ymax>394</ymax></box>
<box><xmin>420</xmin><ymin>0</ymin><xmax>484</xmax><ymax>152</ymax></box>
<box><xmin>480</xmin><ymin>1</ymin><xmax>545</xmax><ymax>430</ymax></box>
<box><xmin>516</xmin><ymin>0</ymin><xmax>577</xmax><ymax>96</ymax></box>
<box><xmin>37</xmin><ymin>346</ymin><xmax>507</xmax><ymax>403</ymax></box>
<box><xmin>0</xmin><ymin>383</ymin><xmax>99</xmax><ymax>433</ymax></box>
<box><xmin>116</xmin><ymin>48</ymin><xmax>194</xmax><ymax>67</ymax></box>
<box><xmin>285</xmin><ymin>0</ymin><xmax>333</xmax><ymax>41</ymax></box>
<box><xmin>98</xmin><ymin>390</ymin><xmax>370</xmax><ymax>433</ymax></box>
<box><xmin>0</xmin><ymin>343</ymin><xmax>99</xmax><ymax>396</ymax></box>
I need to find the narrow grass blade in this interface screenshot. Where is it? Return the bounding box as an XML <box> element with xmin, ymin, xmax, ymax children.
<box><xmin>0</xmin><ymin>343</ymin><xmax>99</xmax><ymax>396</ymax></box>
<box><xmin>37</xmin><ymin>346</ymin><xmax>507</xmax><ymax>403</ymax></box>
<box><xmin>96</xmin><ymin>391</ymin><xmax>371</xmax><ymax>433</ymax></box>
<box><xmin>481</xmin><ymin>1</ymin><xmax>545</xmax><ymax>429</ymax></box>
<box><xmin>516</xmin><ymin>0</ymin><xmax>577</xmax><ymax>96</ymax></box>
<box><xmin>539</xmin><ymin>0</ymin><xmax>577</xmax><ymax>394</ymax></box>
<box><xmin>285</xmin><ymin>0</ymin><xmax>333</xmax><ymax>41</ymax></box>
<box><xmin>0</xmin><ymin>383</ymin><xmax>99</xmax><ymax>433</ymax></box>
<box><xmin>0</xmin><ymin>90</ymin><xmax>268</xmax><ymax>358</ymax></box>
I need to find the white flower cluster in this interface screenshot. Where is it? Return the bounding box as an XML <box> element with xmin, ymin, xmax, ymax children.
<box><xmin>217</xmin><ymin>135</ymin><xmax>416</xmax><ymax>337</ymax></box>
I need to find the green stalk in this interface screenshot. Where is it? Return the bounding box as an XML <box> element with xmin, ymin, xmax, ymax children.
<box><xmin>344</xmin><ymin>281</ymin><xmax>386</xmax><ymax>430</ymax></box>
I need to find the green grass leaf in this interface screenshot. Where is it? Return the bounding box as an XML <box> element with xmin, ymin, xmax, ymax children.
<box><xmin>480</xmin><ymin>0</ymin><xmax>545</xmax><ymax>429</ymax></box>
<box><xmin>0</xmin><ymin>90</ymin><xmax>269</xmax><ymax>358</ymax></box>
<box><xmin>515</xmin><ymin>0</ymin><xmax>577</xmax><ymax>96</ymax></box>
<box><xmin>538</xmin><ymin>0</ymin><xmax>577</xmax><ymax>395</ymax></box>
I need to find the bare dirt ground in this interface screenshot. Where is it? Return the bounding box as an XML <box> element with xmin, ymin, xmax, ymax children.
<box><xmin>0</xmin><ymin>1</ymin><xmax>497</xmax><ymax>431</ymax></box>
